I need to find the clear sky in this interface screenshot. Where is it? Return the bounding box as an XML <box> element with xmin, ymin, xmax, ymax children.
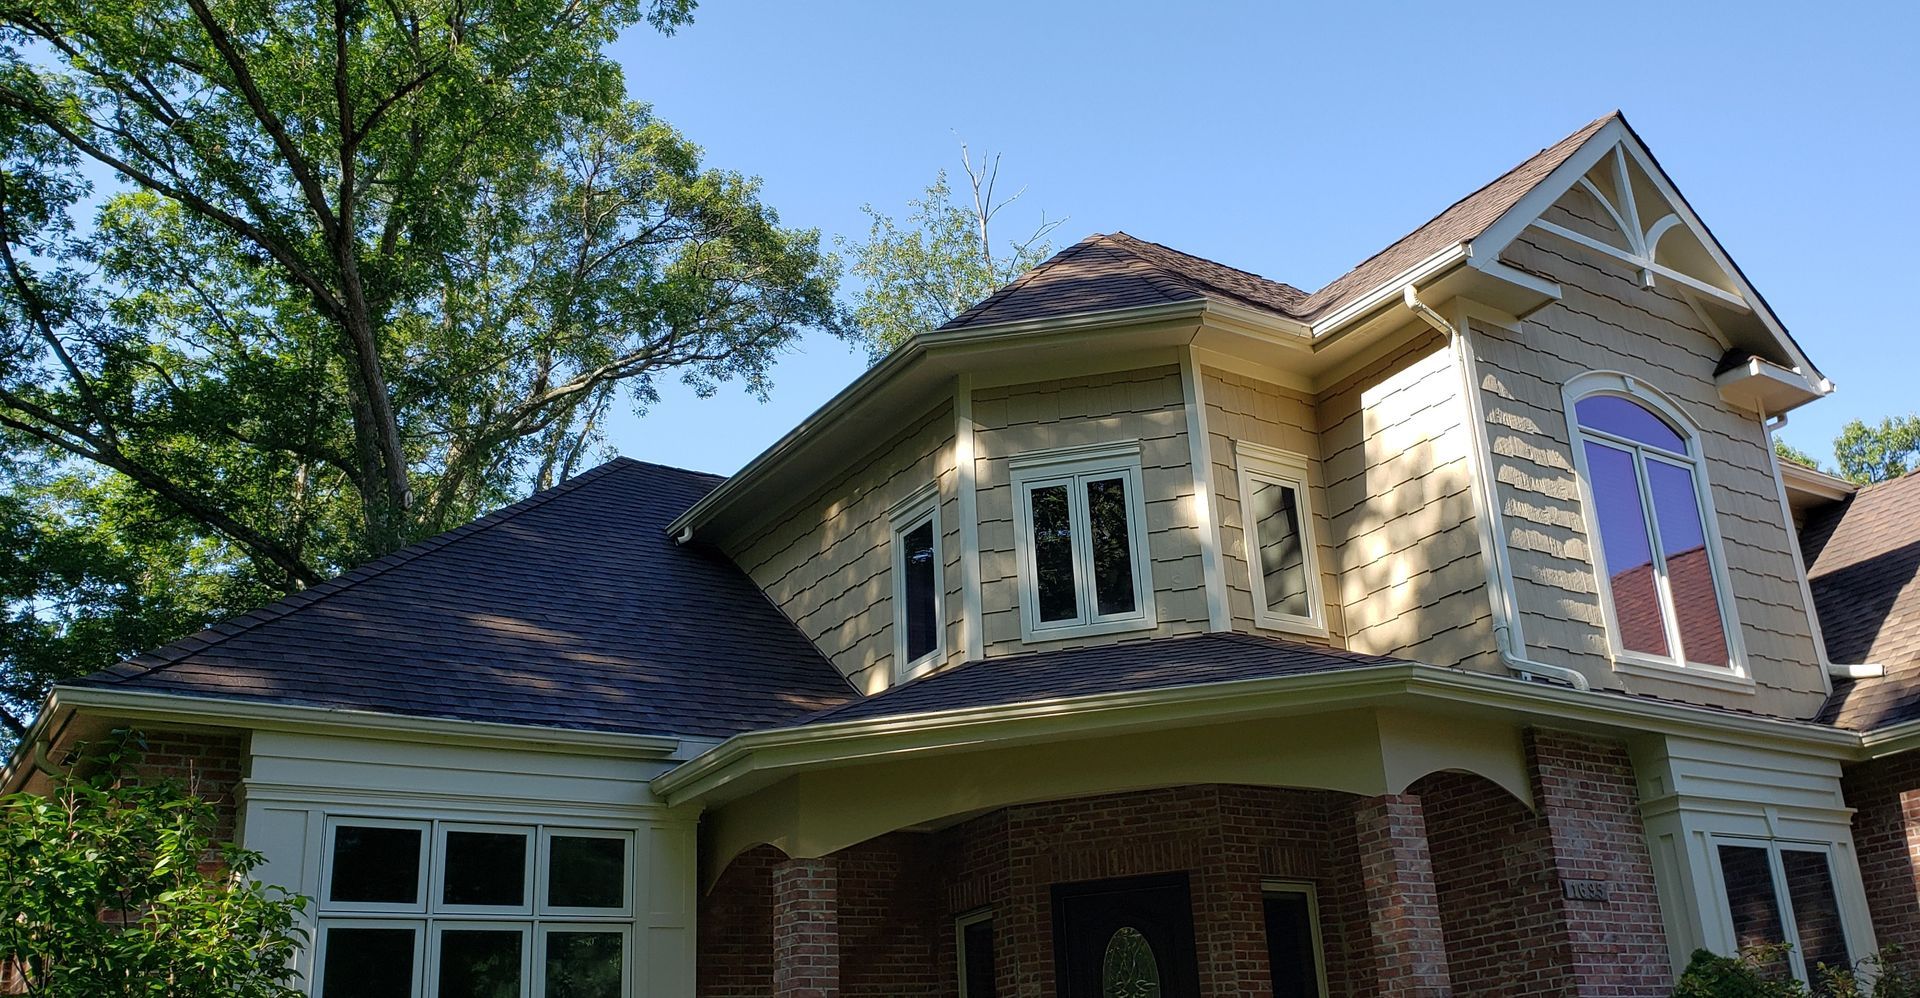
<box><xmin>605</xmin><ymin>0</ymin><xmax>1919</xmax><ymax>475</ymax></box>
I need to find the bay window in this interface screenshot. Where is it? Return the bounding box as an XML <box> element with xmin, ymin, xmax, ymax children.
<box><xmin>1713</xmin><ymin>838</ymin><xmax>1857</xmax><ymax>983</ymax></box>
<box><xmin>1010</xmin><ymin>442</ymin><xmax>1156</xmax><ymax>641</ymax></box>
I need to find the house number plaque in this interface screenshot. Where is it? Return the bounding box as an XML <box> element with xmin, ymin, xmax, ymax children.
<box><xmin>1562</xmin><ymin>879</ymin><xmax>1610</xmax><ymax>903</ymax></box>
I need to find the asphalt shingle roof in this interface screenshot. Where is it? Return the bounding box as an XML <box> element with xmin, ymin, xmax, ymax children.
<box><xmin>788</xmin><ymin>632</ymin><xmax>1409</xmax><ymax>727</ymax></box>
<box><xmin>1805</xmin><ymin>471</ymin><xmax>1920</xmax><ymax>730</ymax></box>
<box><xmin>74</xmin><ymin>459</ymin><xmax>856</xmax><ymax>739</ymax></box>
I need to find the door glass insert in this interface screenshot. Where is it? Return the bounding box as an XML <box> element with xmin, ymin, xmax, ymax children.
<box><xmin>1101</xmin><ymin>926</ymin><xmax>1161</xmax><ymax>998</ymax></box>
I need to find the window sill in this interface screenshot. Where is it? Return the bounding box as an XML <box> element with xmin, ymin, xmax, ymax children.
<box><xmin>893</xmin><ymin>650</ymin><xmax>944</xmax><ymax>686</ymax></box>
<box><xmin>1021</xmin><ymin>615</ymin><xmax>1157</xmax><ymax>645</ymax></box>
<box><xmin>1251</xmin><ymin>615</ymin><xmax>1330</xmax><ymax>641</ymax></box>
<box><xmin>1613</xmin><ymin>655</ymin><xmax>1756</xmax><ymax>693</ymax></box>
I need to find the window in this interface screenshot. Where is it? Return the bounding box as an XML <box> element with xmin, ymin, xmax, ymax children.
<box><xmin>1262</xmin><ymin>882</ymin><xmax>1327</xmax><ymax>998</ymax></box>
<box><xmin>1713</xmin><ymin>839</ymin><xmax>1857</xmax><ymax>983</ymax></box>
<box><xmin>1010</xmin><ymin>443</ymin><xmax>1156</xmax><ymax>640</ymax></box>
<box><xmin>1565</xmin><ymin>375</ymin><xmax>1742</xmax><ymax>678</ymax></box>
<box><xmin>956</xmin><ymin>908</ymin><xmax>996</xmax><ymax>998</ymax></box>
<box><xmin>313</xmin><ymin>818</ymin><xmax>631</xmax><ymax>998</ymax></box>
<box><xmin>891</xmin><ymin>485</ymin><xmax>944</xmax><ymax>682</ymax></box>
<box><xmin>1233</xmin><ymin>443</ymin><xmax>1326</xmax><ymax>636</ymax></box>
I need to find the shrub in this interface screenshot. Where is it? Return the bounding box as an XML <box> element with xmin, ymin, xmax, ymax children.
<box><xmin>0</xmin><ymin>735</ymin><xmax>308</xmax><ymax>996</ymax></box>
<box><xmin>1673</xmin><ymin>945</ymin><xmax>1918</xmax><ymax>998</ymax></box>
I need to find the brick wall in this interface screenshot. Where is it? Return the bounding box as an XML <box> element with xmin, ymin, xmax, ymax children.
<box><xmin>1843</xmin><ymin>753</ymin><xmax>1920</xmax><ymax>961</ymax></box>
<box><xmin>124</xmin><ymin>729</ymin><xmax>246</xmax><ymax>845</ymax></box>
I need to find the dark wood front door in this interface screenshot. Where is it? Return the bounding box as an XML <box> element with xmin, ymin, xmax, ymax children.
<box><xmin>1052</xmin><ymin>874</ymin><xmax>1201</xmax><ymax>998</ymax></box>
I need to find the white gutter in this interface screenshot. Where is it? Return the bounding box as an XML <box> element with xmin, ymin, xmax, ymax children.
<box><xmin>1762</xmin><ymin>412</ymin><xmax>1882</xmax><ymax>682</ymax></box>
<box><xmin>1402</xmin><ymin>287</ymin><xmax>1591</xmax><ymax>691</ymax></box>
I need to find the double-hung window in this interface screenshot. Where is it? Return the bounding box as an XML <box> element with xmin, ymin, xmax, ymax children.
<box><xmin>1565</xmin><ymin>375</ymin><xmax>1742</xmax><ymax>679</ymax></box>
<box><xmin>313</xmin><ymin>817</ymin><xmax>633</xmax><ymax>998</ymax></box>
<box><xmin>1010</xmin><ymin>442</ymin><xmax>1156</xmax><ymax>640</ymax></box>
<box><xmin>891</xmin><ymin>484</ymin><xmax>944</xmax><ymax>682</ymax></box>
<box><xmin>1712</xmin><ymin>838</ymin><xmax>1858</xmax><ymax>983</ymax></box>
<box><xmin>1233</xmin><ymin>443</ymin><xmax>1326</xmax><ymax>637</ymax></box>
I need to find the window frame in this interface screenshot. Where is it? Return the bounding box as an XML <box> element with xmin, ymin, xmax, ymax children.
<box><xmin>428</xmin><ymin>919</ymin><xmax>533</xmax><ymax>998</ymax></box>
<box><xmin>311</xmin><ymin>917</ymin><xmax>427</xmax><ymax>998</ymax></box>
<box><xmin>1261</xmin><ymin>880</ymin><xmax>1330</xmax><ymax>998</ymax></box>
<box><xmin>538</xmin><ymin>827</ymin><xmax>635</xmax><ymax>918</ymax></box>
<box><xmin>321</xmin><ymin>816</ymin><xmax>431</xmax><ymax>914</ymax></box>
<box><xmin>1707</xmin><ymin>836</ymin><xmax>1861</xmax><ymax>985</ymax></box>
<box><xmin>432</xmin><ymin>822</ymin><xmax>535</xmax><ymax>916</ymax></box>
<box><xmin>1233</xmin><ymin>442</ymin><xmax>1327</xmax><ymax>638</ymax></box>
<box><xmin>1562</xmin><ymin>372</ymin><xmax>1749</xmax><ymax>688</ymax></box>
<box><xmin>1009</xmin><ymin>441</ymin><xmax>1158</xmax><ymax>642</ymax></box>
<box><xmin>535</xmin><ymin>922</ymin><xmax>632</xmax><ymax>998</ymax></box>
<box><xmin>954</xmin><ymin>906</ymin><xmax>994</xmax><ymax>998</ymax></box>
<box><xmin>889</xmin><ymin>482</ymin><xmax>946</xmax><ymax>683</ymax></box>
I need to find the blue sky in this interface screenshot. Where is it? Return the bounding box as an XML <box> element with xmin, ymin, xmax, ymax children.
<box><xmin>607</xmin><ymin>0</ymin><xmax>1919</xmax><ymax>475</ymax></box>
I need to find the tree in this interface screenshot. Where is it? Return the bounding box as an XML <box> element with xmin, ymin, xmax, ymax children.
<box><xmin>0</xmin><ymin>0</ymin><xmax>843</xmax><ymax>733</ymax></box>
<box><xmin>0</xmin><ymin>736</ymin><xmax>309</xmax><ymax>996</ymax></box>
<box><xmin>1775</xmin><ymin>438</ymin><xmax>1825</xmax><ymax>472</ymax></box>
<box><xmin>1834</xmin><ymin>415</ymin><xmax>1920</xmax><ymax>485</ymax></box>
<box><xmin>840</xmin><ymin>145</ymin><xmax>1061</xmax><ymax>359</ymax></box>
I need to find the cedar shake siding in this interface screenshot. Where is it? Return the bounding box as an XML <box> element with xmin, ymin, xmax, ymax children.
<box><xmin>1472</xmin><ymin>194</ymin><xmax>1826</xmax><ymax>716</ymax></box>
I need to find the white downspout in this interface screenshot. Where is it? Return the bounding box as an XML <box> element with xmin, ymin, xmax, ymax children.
<box><xmin>1761</xmin><ymin>411</ymin><xmax>1882</xmax><ymax>682</ymax></box>
<box><xmin>1403</xmin><ymin>287</ymin><xmax>1591</xmax><ymax>691</ymax></box>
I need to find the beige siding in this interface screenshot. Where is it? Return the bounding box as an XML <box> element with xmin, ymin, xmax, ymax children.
<box><xmin>973</xmin><ymin>365</ymin><xmax>1209</xmax><ymax>655</ymax></box>
<box><xmin>732</xmin><ymin>401</ymin><xmax>959</xmax><ymax>693</ymax></box>
<box><xmin>1200</xmin><ymin>367</ymin><xmax>1344</xmax><ymax>643</ymax></box>
<box><xmin>1479</xmin><ymin>195</ymin><xmax>1826</xmax><ymax>716</ymax></box>
<box><xmin>1315</xmin><ymin>332</ymin><xmax>1499</xmax><ymax>670</ymax></box>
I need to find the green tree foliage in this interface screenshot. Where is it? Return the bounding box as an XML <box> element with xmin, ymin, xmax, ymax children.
<box><xmin>1774</xmin><ymin>438</ymin><xmax>1825</xmax><ymax>472</ymax></box>
<box><xmin>840</xmin><ymin>146</ymin><xmax>1060</xmax><ymax>359</ymax></box>
<box><xmin>0</xmin><ymin>0</ymin><xmax>844</xmax><ymax>733</ymax></box>
<box><xmin>1834</xmin><ymin>415</ymin><xmax>1920</xmax><ymax>486</ymax></box>
<box><xmin>0</xmin><ymin>736</ymin><xmax>309</xmax><ymax>996</ymax></box>
<box><xmin>1671</xmin><ymin>946</ymin><xmax>1917</xmax><ymax>997</ymax></box>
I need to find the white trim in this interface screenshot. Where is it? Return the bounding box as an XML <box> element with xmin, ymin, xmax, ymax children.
<box><xmin>535</xmin><ymin>922</ymin><xmax>631</xmax><ymax>998</ymax></box>
<box><xmin>1562</xmin><ymin>371</ymin><xmax>1752</xmax><ymax>682</ymax></box>
<box><xmin>311</xmin><ymin>918</ymin><xmax>426</xmax><ymax>998</ymax></box>
<box><xmin>889</xmin><ymin>482</ymin><xmax>946</xmax><ymax>684</ymax></box>
<box><xmin>1180</xmin><ymin>349</ymin><xmax>1231</xmax><ymax>632</ymax></box>
<box><xmin>1261</xmin><ymin>880</ymin><xmax>1331</xmax><ymax>998</ymax></box>
<box><xmin>539</xmin><ymin>827</ymin><xmax>635</xmax><ymax>917</ymax></box>
<box><xmin>955</xmin><ymin>375</ymin><xmax>985</xmax><ymax>662</ymax></box>
<box><xmin>1305</xmin><ymin>243</ymin><xmax>1470</xmax><ymax>336</ymax></box>
<box><xmin>1705</xmin><ymin>835</ymin><xmax>1868</xmax><ymax>984</ymax></box>
<box><xmin>954</xmin><ymin>906</ymin><xmax>993</xmax><ymax>997</ymax></box>
<box><xmin>321</xmin><ymin>816</ymin><xmax>432</xmax><ymax>913</ymax></box>
<box><xmin>427</xmin><ymin>920</ymin><xmax>533</xmax><ymax>998</ymax></box>
<box><xmin>1231</xmin><ymin>441</ymin><xmax>1328</xmax><ymax>638</ymax></box>
<box><xmin>1008</xmin><ymin>442</ymin><xmax>1158</xmax><ymax>642</ymax></box>
<box><xmin>432</xmin><ymin>822</ymin><xmax>535</xmax><ymax>915</ymax></box>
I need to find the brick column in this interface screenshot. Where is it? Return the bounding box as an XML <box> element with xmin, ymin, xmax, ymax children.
<box><xmin>772</xmin><ymin>856</ymin><xmax>839</xmax><ymax>997</ymax></box>
<box><xmin>1351</xmin><ymin>794</ymin><xmax>1453</xmax><ymax>996</ymax></box>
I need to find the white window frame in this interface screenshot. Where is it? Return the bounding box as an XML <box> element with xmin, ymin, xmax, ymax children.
<box><xmin>1009</xmin><ymin>441</ymin><xmax>1158</xmax><ymax>642</ymax></box>
<box><xmin>321</xmin><ymin>816</ymin><xmax>431</xmax><ymax>913</ymax></box>
<box><xmin>1706</xmin><ymin>836</ymin><xmax>1863</xmax><ymax>985</ymax></box>
<box><xmin>1261</xmin><ymin>880</ymin><xmax>1331</xmax><ymax>998</ymax></box>
<box><xmin>429</xmin><ymin>920</ymin><xmax>533</xmax><ymax>997</ymax></box>
<box><xmin>536</xmin><ymin>922</ymin><xmax>632</xmax><ymax>998</ymax></box>
<box><xmin>311</xmin><ymin>917</ymin><xmax>427</xmax><ymax>998</ymax></box>
<box><xmin>954</xmin><ymin>906</ymin><xmax>993</xmax><ymax>997</ymax></box>
<box><xmin>889</xmin><ymin>483</ymin><xmax>945</xmax><ymax>683</ymax></box>
<box><xmin>1562</xmin><ymin>372</ymin><xmax>1750</xmax><ymax>689</ymax></box>
<box><xmin>1233</xmin><ymin>442</ymin><xmax>1327</xmax><ymax>638</ymax></box>
<box><xmin>538</xmin><ymin>827</ymin><xmax>635</xmax><ymax>918</ymax></box>
<box><xmin>432</xmin><ymin>822</ymin><xmax>535</xmax><ymax>915</ymax></box>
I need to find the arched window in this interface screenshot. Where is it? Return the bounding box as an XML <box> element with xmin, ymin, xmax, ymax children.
<box><xmin>1567</xmin><ymin>376</ymin><xmax>1739</xmax><ymax>673</ymax></box>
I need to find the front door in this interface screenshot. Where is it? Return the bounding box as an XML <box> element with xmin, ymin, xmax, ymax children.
<box><xmin>1052</xmin><ymin>873</ymin><xmax>1201</xmax><ymax>998</ymax></box>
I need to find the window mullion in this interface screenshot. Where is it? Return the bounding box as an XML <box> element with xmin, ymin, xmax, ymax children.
<box><xmin>1765</xmin><ymin>844</ymin><xmax>1810</xmax><ymax>983</ymax></box>
<box><xmin>1632</xmin><ymin>446</ymin><xmax>1687</xmax><ymax>665</ymax></box>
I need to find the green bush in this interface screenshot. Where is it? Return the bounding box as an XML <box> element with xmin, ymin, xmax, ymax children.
<box><xmin>1673</xmin><ymin>945</ymin><xmax>1918</xmax><ymax>998</ymax></box>
<box><xmin>0</xmin><ymin>736</ymin><xmax>309</xmax><ymax>996</ymax></box>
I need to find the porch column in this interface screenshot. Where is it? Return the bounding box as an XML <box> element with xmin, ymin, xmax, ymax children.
<box><xmin>771</xmin><ymin>856</ymin><xmax>839</xmax><ymax>997</ymax></box>
<box><xmin>1351</xmin><ymin>794</ymin><xmax>1453</xmax><ymax>996</ymax></box>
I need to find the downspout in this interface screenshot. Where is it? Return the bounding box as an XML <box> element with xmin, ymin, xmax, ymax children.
<box><xmin>1761</xmin><ymin>411</ymin><xmax>1882</xmax><ymax>683</ymax></box>
<box><xmin>1403</xmin><ymin>287</ymin><xmax>1591</xmax><ymax>691</ymax></box>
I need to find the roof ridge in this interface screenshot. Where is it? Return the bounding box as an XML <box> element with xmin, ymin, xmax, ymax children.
<box><xmin>90</xmin><ymin>459</ymin><xmax>661</xmax><ymax>687</ymax></box>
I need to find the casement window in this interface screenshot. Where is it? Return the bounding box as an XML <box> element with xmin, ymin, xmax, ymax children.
<box><xmin>891</xmin><ymin>484</ymin><xmax>945</xmax><ymax>682</ymax></box>
<box><xmin>1564</xmin><ymin>374</ymin><xmax>1744</xmax><ymax>680</ymax></box>
<box><xmin>1262</xmin><ymin>882</ymin><xmax>1328</xmax><ymax>998</ymax></box>
<box><xmin>1712</xmin><ymin>838</ymin><xmax>1857</xmax><ymax>983</ymax></box>
<box><xmin>1009</xmin><ymin>442</ymin><xmax>1157</xmax><ymax>641</ymax></box>
<box><xmin>313</xmin><ymin>817</ymin><xmax>632</xmax><ymax>998</ymax></box>
<box><xmin>1233</xmin><ymin>443</ymin><xmax>1326</xmax><ymax>637</ymax></box>
<box><xmin>955</xmin><ymin>908</ymin><xmax>996</xmax><ymax>998</ymax></box>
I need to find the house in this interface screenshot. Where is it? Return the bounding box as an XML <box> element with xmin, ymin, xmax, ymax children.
<box><xmin>6</xmin><ymin>111</ymin><xmax>1918</xmax><ymax>997</ymax></box>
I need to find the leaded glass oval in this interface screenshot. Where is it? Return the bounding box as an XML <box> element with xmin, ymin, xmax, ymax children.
<box><xmin>1101</xmin><ymin>926</ymin><xmax>1160</xmax><ymax>998</ymax></box>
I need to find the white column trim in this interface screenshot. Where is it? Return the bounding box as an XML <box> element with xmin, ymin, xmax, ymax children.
<box><xmin>955</xmin><ymin>374</ymin><xmax>985</xmax><ymax>661</ymax></box>
<box><xmin>1180</xmin><ymin>347</ymin><xmax>1231</xmax><ymax>632</ymax></box>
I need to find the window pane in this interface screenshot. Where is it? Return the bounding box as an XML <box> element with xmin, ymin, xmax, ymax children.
<box><xmin>1576</xmin><ymin>395</ymin><xmax>1686</xmax><ymax>453</ymax></box>
<box><xmin>1264</xmin><ymin>893</ymin><xmax>1322</xmax><ymax>998</ymax></box>
<box><xmin>546</xmin><ymin>932</ymin><xmax>624</xmax><ymax>998</ymax></box>
<box><xmin>321</xmin><ymin>926</ymin><xmax>416</xmax><ymax>998</ymax></box>
<box><xmin>902</xmin><ymin>519</ymin><xmax>939</xmax><ymax>662</ymax></box>
<box><xmin>438</xmin><ymin>929</ymin><xmax>523</xmax><ymax>998</ymax></box>
<box><xmin>1718</xmin><ymin>845</ymin><xmax>1789</xmax><ymax>973</ymax></box>
<box><xmin>1584</xmin><ymin>442</ymin><xmax>1671</xmax><ymax>657</ymax></box>
<box><xmin>1782</xmin><ymin>850</ymin><xmax>1851</xmax><ymax>975</ymax></box>
<box><xmin>1029</xmin><ymin>484</ymin><xmax>1079</xmax><ymax>622</ymax></box>
<box><xmin>962</xmin><ymin>918</ymin><xmax>997</xmax><ymax>998</ymax></box>
<box><xmin>1646</xmin><ymin>460</ymin><xmax>1730</xmax><ymax>667</ymax></box>
<box><xmin>330</xmin><ymin>825</ymin><xmax>423</xmax><ymax>904</ymax></box>
<box><xmin>443</xmin><ymin>831</ymin><xmax>528</xmax><ymax>908</ymax></box>
<box><xmin>1249</xmin><ymin>478</ymin><xmax>1310</xmax><ymax>618</ymax></box>
<box><xmin>548</xmin><ymin>836</ymin><xmax>625</xmax><ymax>909</ymax></box>
<box><xmin>1086</xmin><ymin>477</ymin><xmax>1137</xmax><ymax>617</ymax></box>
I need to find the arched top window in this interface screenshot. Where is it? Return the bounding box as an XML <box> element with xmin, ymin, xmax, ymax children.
<box><xmin>1566</xmin><ymin>374</ymin><xmax>1741</xmax><ymax>676</ymax></box>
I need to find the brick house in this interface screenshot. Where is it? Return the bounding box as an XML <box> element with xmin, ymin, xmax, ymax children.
<box><xmin>7</xmin><ymin>111</ymin><xmax>1919</xmax><ymax>997</ymax></box>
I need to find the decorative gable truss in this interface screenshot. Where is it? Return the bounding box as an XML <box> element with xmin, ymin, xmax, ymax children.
<box><xmin>1471</xmin><ymin>116</ymin><xmax>1830</xmax><ymax>416</ymax></box>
